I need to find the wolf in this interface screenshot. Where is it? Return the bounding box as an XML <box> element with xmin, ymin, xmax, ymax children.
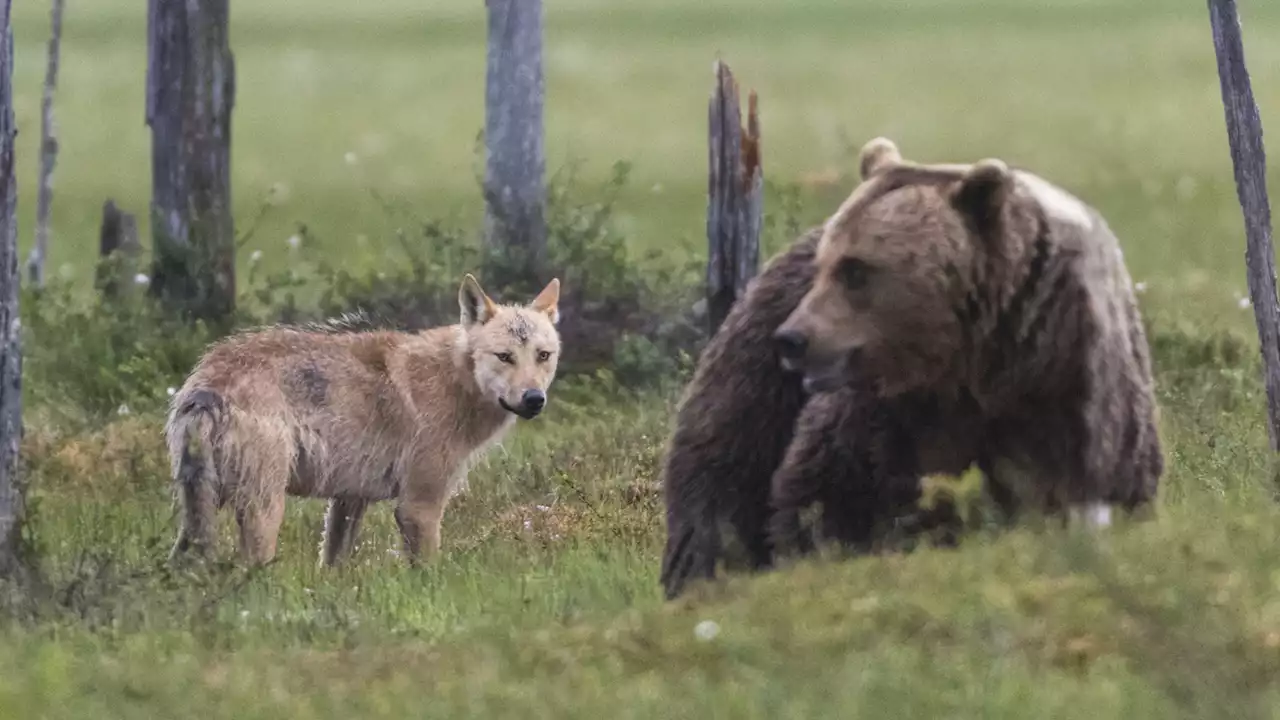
<box><xmin>165</xmin><ymin>273</ymin><xmax>563</xmax><ymax>567</ymax></box>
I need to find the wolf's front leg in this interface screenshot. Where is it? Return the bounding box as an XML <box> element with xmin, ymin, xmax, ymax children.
<box><xmin>394</xmin><ymin>500</ymin><xmax>446</xmax><ymax>562</ymax></box>
<box><xmin>393</xmin><ymin>463</ymin><xmax>451</xmax><ymax>563</ymax></box>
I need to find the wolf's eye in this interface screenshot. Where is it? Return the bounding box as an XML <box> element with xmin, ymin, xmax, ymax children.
<box><xmin>495</xmin><ymin>352</ymin><xmax>514</xmax><ymax>364</ymax></box>
<box><xmin>837</xmin><ymin>257</ymin><xmax>871</xmax><ymax>290</ymax></box>
<box><xmin>537</xmin><ymin>350</ymin><xmax>552</xmax><ymax>362</ymax></box>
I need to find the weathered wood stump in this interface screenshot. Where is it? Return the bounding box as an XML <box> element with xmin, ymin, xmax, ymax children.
<box><xmin>706</xmin><ymin>60</ymin><xmax>763</xmax><ymax>337</ymax></box>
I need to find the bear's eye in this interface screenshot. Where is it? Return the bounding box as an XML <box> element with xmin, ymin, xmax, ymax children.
<box><xmin>837</xmin><ymin>257</ymin><xmax>871</xmax><ymax>290</ymax></box>
<box><xmin>537</xmin><ymin>350</ymin><xmax>552</xmax><ymax>362</ymax></box>
<box><xmin>495</xmin><ymin>352</ymin><xmax>515</xmax><ymax>364</ymax></box>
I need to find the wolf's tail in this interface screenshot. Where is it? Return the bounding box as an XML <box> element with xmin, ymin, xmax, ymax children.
<box><xmin>165</xmin><ymin>388</ymin><xmax>227</xmax><ymax>559</ymax></box>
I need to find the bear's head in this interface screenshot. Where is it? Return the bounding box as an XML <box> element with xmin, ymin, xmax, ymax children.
<box><xmin>773</xmin><ymin>137</ymin><xmax>1017</xmax><ymax>397</ymax></box>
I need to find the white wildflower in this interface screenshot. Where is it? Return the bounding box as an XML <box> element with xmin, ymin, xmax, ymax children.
<box><xmin>133</xmin><ymin>273</ymin><xmax>150</xmax><ymax>285</ymax></box>
<box><xmin>535</xmin><ymin>505</ymin><xmax>551</xmax><ymax>512</ymax></box>
<box><xmin>287</xmin><ymin>234</ymin><xmax>301</xmax><ymax>250</ymax></box>
<box><xmin>694</xmin><ymin>620</ymin><xmax>720</xmax><ymax>641</ymax></box>
<box><xmin>249</xmin><ymin>250</ymin><xmax>263</xmax><ymax>263</ymax></box>
<box><xmin>116</xmin><ymin>404</ymin><xmax>130</xmax><ymax>416</ymax></box>
<box><xmin>1239</xmin><ymin>296</ymin><xmax>1252</xmax><ymax>310</ymax></box>
<box><xmin>269</xmin><ymin>182</ymin><xmax>292</xmax><ymax>205</ymax></box>
<box><xmin>1175</xmin><ymin>175</ymin><xmax>1198</xmax><ymax>200</ymax></box>
<box><xmin>166</xmin><ymin>387</ymin><xmax>176</xmax><ymax>397</ymax></box>
<box><xmin>1134</xmin><ymin>281</ymin><xmax>1147</xmax><ymax>294</ymax></box>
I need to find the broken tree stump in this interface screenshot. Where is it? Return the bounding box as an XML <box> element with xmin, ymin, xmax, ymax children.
<box><xmin>706</xmin><ymin>60</ymin><xmax>763</xmax><ymax>337</ymax></box>
<box><xmin>96</xmin><ymin>199</ymin><xmax>142</xmax><ymax>301</ymax></box>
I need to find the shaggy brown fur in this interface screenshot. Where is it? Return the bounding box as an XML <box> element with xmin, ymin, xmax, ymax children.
<box><xmin>658</xmin><ymin>229</ymin><xmax>949</xmax><ymax>600</ymax></box>
<box><xmin>765</xmin><ymin>385</ymin><xmax>966</xmax><ymax>560</ymax></box>
<box><xmin>659</xmin><ymin>229</ymin><xmax>833</xmax><ymax>598</ymax></box>
<box><xmin>166</xmin><ymin>274</ymin><xmax>563</xmax><ymax>566</ymax></box>
<box><xmin>774</xmin><ymin>137</ymin><xmax>1163</xmax><ymax>528</ymax></box>
<box><xmin>660</xmin><ymin>137</ymin><xmax>1164</xmax><ymax>600</ymax></box>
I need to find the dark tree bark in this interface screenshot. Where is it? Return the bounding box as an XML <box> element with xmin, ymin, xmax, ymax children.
<box><xmin>1207</xmin><ymin>0</ymin><xmax>1280</xmax><ymax>452</ymax></box>
<box><xmin>706</xmin><ymin>60</ymin><xmax>763</xmax><ymax>337</ymax></box>
<box><xmin>96</xmin><ymin>199</ymin><xmax>141</xmax><ymax>301</ymax></box>
<box><xmin>146</xmin><ymin>0</ymin><xmax>236</xmax><ymax>325</ymax></box>
<box><xmin>26</xmin><ymin>0</ymin><xmax>65</xmax><ymax>288</ymax></box>
<box><xmin>0</xmin><ymin>0</ymin><xmax>25</xmax><ymax>579</ymax></box>
<box><xmin>482</xmin><ymin>0</ymin><xmax>546</xmax><ymax>292</ymax></box>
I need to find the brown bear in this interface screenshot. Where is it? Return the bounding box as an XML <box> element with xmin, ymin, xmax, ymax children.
<box><xmin>658</xmin><ymin>227</ymin><xmax>821</xmax><ymax>600</ymax></box>
<box><xmin>658</xmin><ymin>228</ymin><xmax>961</xmax><ymax>600</ymax></box>
<box><xmin>659</xmin><ymin>137</ymin><xmax>1164</xmax><ymax>600</ymax></box>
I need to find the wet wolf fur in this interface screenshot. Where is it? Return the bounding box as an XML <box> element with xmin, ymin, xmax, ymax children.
<box><xmin>166</xmin><ymin>274</ymin><xmax>563</xmax><ymax>566</ymax></box>
<box><xmin>660</xmin><ymin>138</ymin><xmax>1163</xmax><ymax>600</ymax></box>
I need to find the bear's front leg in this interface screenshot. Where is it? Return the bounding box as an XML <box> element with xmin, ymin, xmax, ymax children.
<box><xmin>768</xmin><ymin>387</ymin><xmax>928</xmax><ymax>560</ymax></box>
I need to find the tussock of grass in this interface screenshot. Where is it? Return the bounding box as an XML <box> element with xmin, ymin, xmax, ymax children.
<box><xmin>6</xmin><ymin>508</ymin><xmax>1280</xmax><ymax>718</ymax></box>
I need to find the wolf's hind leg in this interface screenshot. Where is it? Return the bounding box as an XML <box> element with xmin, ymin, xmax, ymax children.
<box><xmin>320</xmin><ymin>497</ymin><xmax>369</xmax><ymax>567</ymax></box>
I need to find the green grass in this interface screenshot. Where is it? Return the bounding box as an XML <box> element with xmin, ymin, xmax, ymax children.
<box><xmin>6</xmin><ymin>0</ymin><xmax>1280</xmax><ymax>717</ymax></box>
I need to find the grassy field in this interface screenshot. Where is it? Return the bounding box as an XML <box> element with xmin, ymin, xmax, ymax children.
<box><xmin>6</xmin><ymin>0</ymin><xmax>1280</xmax><ymax>717</ymax></box>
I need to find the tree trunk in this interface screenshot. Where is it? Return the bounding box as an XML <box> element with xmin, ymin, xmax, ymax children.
<box><xmin>1207</xmin><ymin>0</ymin><xmax>1280</xmax><ymax>452</ymax></box>
<box><xmin>482</xmin><ymin>0</ymin><xmax>546</xmax><ymax>292</ymax></box>
<box><xmin>96</xmin><ymin>199</ymin><xmax>142</xmax><ymax>302</ymax></box>
<box><xmin>706</xmin><ymin>60</ymin><xmax>763</xmax><ymax>337</ymax></box>
<box><xmin>0</xmin><ymin>0</ymin><xmax>25</xmax><ymax>579</ymax></box>
<box><xmin>26</xmin><ymin>0</ymin><xmax>65</xmax><ymax>289</ymax></box>
<box><xmin>146</xmin><ymin>0</ymin><xmax>236</xmax><ymax>325</ymax></box>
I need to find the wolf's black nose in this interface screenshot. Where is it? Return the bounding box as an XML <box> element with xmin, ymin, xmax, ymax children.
<box><xmin>522</xmin><ymin>389</ymin><xmax>546</xmax><ymax>414</ymax></box>
<box><xmin>773</xmin><ymin>330</ymin><xmax>808</xmax><ymax>359</ymax></box>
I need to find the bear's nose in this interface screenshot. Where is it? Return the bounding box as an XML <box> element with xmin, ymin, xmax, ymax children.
<box><xmin>522</xmin><ymin>389</ymin><xmax>546</xmax><ymax>414</ymax></box>
<box><xmin>773</xmin><ymin>329</ymin><xmax>808</xmax><ymax>360</ymax></box>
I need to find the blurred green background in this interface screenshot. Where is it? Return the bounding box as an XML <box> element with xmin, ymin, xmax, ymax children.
<box><xmin>8</xmin><ymin>0</ymin><xmax>1280</xmax><ymax>330</ymax></box>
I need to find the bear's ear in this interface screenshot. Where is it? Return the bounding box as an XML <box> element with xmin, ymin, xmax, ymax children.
<box><xmin>858</xmin><ymin>137</ymin><xmax>902</xmax><ymax>180</ymax></box>
<box><xmin>950</xmin><ymin>158</ymin><xmax>1013</xmax><ymax>233</ymax></box>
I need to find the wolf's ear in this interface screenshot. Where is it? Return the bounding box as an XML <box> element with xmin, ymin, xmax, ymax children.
<box><xmin>529</xmin><ymin>278</ymin><xmax>561</xmax><ymax>325</ymax></box>
<box><xmin>459</xmin><ymin>274</ymin><xmax>498</xmax><ymax>327</ymax></box>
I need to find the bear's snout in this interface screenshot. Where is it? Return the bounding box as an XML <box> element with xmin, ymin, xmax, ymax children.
<box><xmin>773</xmin><ymin>328</ymin><xmax>809</xmax><ymax>367</ymax></box>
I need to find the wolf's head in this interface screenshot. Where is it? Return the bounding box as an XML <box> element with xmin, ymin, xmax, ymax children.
<box><xmin>458</xmin><ymin>274</ymin><xmax>562</xmax><ymax>420</ymax></box>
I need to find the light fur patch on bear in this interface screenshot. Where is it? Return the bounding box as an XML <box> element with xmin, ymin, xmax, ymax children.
<box><xmin>1014</xmin><ymin>171</ymin><xmax>1092</xmax><ymax>227</ymax></box>
<box><xmin>858</xmin><ymin>137</ymin><xmax>902</xmax><ymax>179</ymax></box>
<box><xmin>1068</xmin><ymin>502</ymin><xmax>1114</xmax><ymax>529</ymax></box>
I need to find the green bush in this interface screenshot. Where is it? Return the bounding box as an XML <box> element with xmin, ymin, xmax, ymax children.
<box><xmin>21</xmin><ymin>282</ymin><xmax>217</xmax><ymax>427</ymax></box>
<box><xmin>252</xmin><ymin>158</ymin><xmax>706</xmax><ymax>386</ymax></box>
